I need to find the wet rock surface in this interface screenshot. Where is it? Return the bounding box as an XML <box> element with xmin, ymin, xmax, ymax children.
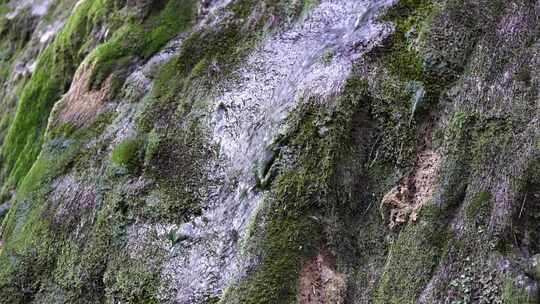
<box><xmin>0</xmin><ymin>0</ymin><xmax>538</xmax><ymax>303</ymax></box>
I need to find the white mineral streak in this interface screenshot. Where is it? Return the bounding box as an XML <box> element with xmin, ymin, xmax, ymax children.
<box><xmin>157</xmin><ymin>1</ymin><xmax>395</xmax><ymax>303</ymax></box>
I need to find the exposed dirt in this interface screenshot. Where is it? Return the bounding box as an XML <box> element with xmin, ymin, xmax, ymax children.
<box><xmin>53</xmin><ymin>65</ymin><xmax>112</xmax><ymax>128</ymax></box>
<box><xmin>298</xmin><ymin>247</ymin><xmax>346</xmax><ymax>304</ymax></box>
<box><xmin>381</xmin><ymin>149</ymin><xmax>441</xmax><ymax>229</ymax></box>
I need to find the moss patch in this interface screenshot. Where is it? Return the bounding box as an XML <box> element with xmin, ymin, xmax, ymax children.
<box><xmin>375</xmin><ymin>202</ymin><xmax>447</xmax><ymax>304</ymax></box>
<box><xmin>465</xmin><ymin>191</ymin><xmax>491</xmax><ymax>223</ymax></box>
<box><xmin>111</xmin><ymin>138</ymin><xmax>143</xmax><ymax>169</ymax></box>
<box><xmin>222</xmin><ymin>77</ymin><xmax>370</xmax><ymax>303</ymax></box>
<box><xmin>152</xmin><ymin>0</ymin><xmax>319</xmax><ymax>103</ymax></box>
<box><xmin>382</xmin><ymin>0</ymin><xmax>433</xmax><ymax>81</ymax></box>
<box><xmin>87</xmin><ymin>0</ymin><xmax>197</xmax><ymax>90</ymax></box>
<box><xmin>501</xmin><ymin>279</ymin><xmax>534</xmax><ymax>304</ymax></box>
<box><xmin>0</xmin><ymin>0</ymin><xmax>120</xmax><ymax>195</ymax></box>
<box><xmin>0</xmin><ymin>136</ymin><xmax>82</xmax><ymax>302</ymax></box>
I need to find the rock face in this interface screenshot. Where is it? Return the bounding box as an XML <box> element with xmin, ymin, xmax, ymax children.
<box><xmin>0</xmin><ymin>0</ymin><xmax>538</xmax><ymax>303</ymax></box>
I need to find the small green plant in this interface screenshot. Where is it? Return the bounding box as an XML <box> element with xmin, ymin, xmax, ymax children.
<box><xmin>165</xmin><ymin>228</ymin><xmax>188</xmax><ymax>245</ymax></box>
<box><xmin>253</xmin><ymin>147</ymin><xmax>279</xmax><ymax>190</ymax></box>
<box><xmin>322</xmin><ymin>49</ymin><xmax>334</xmax><ymax>65</ymax></box>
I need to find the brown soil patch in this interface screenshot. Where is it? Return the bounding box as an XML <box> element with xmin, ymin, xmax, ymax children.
<box><xmin>298</xmin><ymin>247</ymin><xmax>346</xmax><ymax>304</ymax></box>
<box><xmin>381</xmin><ymin>150</ymin><xmax>441</xmax><ymax>229</ymax></box>
<box><xmin>52</xmin><ymin>65</ymin><xmax>112</xmax><ymax>128</ymax></box>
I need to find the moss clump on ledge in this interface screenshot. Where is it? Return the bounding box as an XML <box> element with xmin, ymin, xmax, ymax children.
<box><xmin>111</xmin><ymin>138</ymin><xmax>143</xmax><ymax>169</ymax></box>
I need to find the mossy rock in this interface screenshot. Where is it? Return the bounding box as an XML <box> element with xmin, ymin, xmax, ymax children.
<box><xmin>111</xmin><ymin>138</ymin><xmax>143</xmax><ymax>169</ymax></box>
<box><xmin>0</xmin><ymin>0</ymin><xmax>121</xmax><ymax>194</ymax></box>
<box><xmin>465</xmin><ymin>191</ymin><xmax>491</xmax><ymax>223</ymax></box>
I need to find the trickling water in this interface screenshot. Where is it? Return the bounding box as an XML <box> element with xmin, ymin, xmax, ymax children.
<box><xmin>215</xmin><ymin>0</ymin><xmax>393</xmax><ymax>175</ymax></box>
<box><xmin>159</xmin><ymin>0</ymin><xmax>395</xmax><ymax>302</ymax></box>
<box><xmin>6</xmin><ymin>0</ymin><xmax>52</xmax><ymax>19</ymax></box>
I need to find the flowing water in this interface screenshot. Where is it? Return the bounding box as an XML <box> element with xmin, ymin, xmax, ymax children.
<box><xmin>130</xmin><ymin>0</ymin><xmax>396</xmax><ymax>302</ymax></box>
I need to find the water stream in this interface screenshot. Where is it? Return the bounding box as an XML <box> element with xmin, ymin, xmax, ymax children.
<box><xmin>158</xmin><ymin>0</ymin><xmax>395</xmax><ymax>302</ymax></box>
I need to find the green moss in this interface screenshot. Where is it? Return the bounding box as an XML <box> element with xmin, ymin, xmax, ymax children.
<box><xmin>190</xmin><ymin>58</ymin><xmax>210</xmax><ymax>79</ymax></box>
<box><xmin>111</xmin><ymin>138</ymin><xmax>143</xmax><ymax>169</ymax></box>
<box><xmin>321</xmin><ymin>49</ymin><xmax>334</xmax><ymax>65</ymax></box>
<box><xmin>227</xmin><ymin>213</ymin><xmax>321</xmax><ymax>304</ymax></box>
<box><xmin>136</xmin><ymin>95</ymin><xmax>212</xmax><ymax>223</ymax></box>
<box><xmin>448</xmin><ymin>111</ymin><xmax>470</xmax><ymax>134</ymax></box>
<box><xmin>0</xmin><ymin>140</ymin><xmax>77</xmax><ymax>241</ymax></box>
<box><xmin>427</xmin><ymin>0</ymin><xmax>506</xmax><ymax>80</ymax></box>
<box><xmin>375</xmin><ymin>201</ymin><xmax>447</xmax><ymax>304</ymax></box>
<box><xmin>143</xmin><ymin>129</ymin><xmax>160</xmax><ymax>167</ymax></box>
<box><xmin>376</xmin><ymin>0</ymin><xmax>506</xmax><ymax>132</ymax></box>
<box><xmin>501</xmin><ymin>279</ymin><xmax>535</xmax><ymax>304</ymax></box>
<box><xmin>123</xmin><ymin>0</ymin><xmax>277</xmax><ymax>99</ymax></box>
<box><xmin>465</xmin><ymin>191</ymin><xmax>491</xmax><ymax>222</ymax></box>
<box><xmin>0</xmin><ymin>111</ymin><xmax>165</xmax><ymax>301</ymax></box>
<box><xmin>533</xmin><ymin>255</ymin><xmax>540</xmax><ymax>281</ymax></box>
<box><xmin>427</xmin><ymin>197</ymin><xmax>512</xmax><ymax>304</ymax></box>
<box><xmin>368</xmin><ymin>75</ymin><xmax>417</xmax><ymax>166</ymax></box>
<box><xmin>152</xmin><ymin>21</ymin><xmax>253</xmax><ymax>101</ymax></box>
<box><xmin>299</xmin><ymin>0</ymin><xmax>319</xmax><ymax>16</ymax></box>
<box><xmin>47</xmin><ymin>177</ymin><xmax>167</xmax><ymax>303</ymax></box>
<box><xmin>104</xmin><ymin>263</ymin><xmax>160</xmax><ymax>303</ymax></box>
<box><xmin>51</xmin><ymin>201</ymin><xmax>119</xmax><ymax>302</ymax></box>
<box><xmin>88</xmin><ymin>0</ymin><xmax>197</xmax><ymax>89</ymax></box>
<box><xmin>470</xmin><ymin>118</ymin><xmax>514</xmax><ymax>171</ymax></box>
<box><xmin>382</xmin><ymin>0</ymin><xmax>433</xmax><ymax>81</ymax></box>
<box><xmin>0</xmin><ymin>0</ymin><xmax>119</xmax><ymax>195</ymax></box>
<box><xmin>153</xmin><ymin>0</ymin><xmax>319</xmax><ymax>102</ymax></box>
<box><xmin>0</xmin><ymin>134</ymin><xmax>83</xmax><ymax>301</ymax></box>
<box><xmin>362</xmin><ymin>1</ymin><xmax>443</xmax><ymax>168</ymax></box>
<box><xmin>368</xmin><ymin>0</ymin><xmax>506</xmax><ymax>172</ymax></box>
<box><xmin>223</xmin><ymin>78</ymin><xmax>369</xmax><ymax>303</ymax></box>
<box><xmin>0</xmin><ymin>99</ymin><xmax>127</xmax><ymax>300</ymax></box>
<box><xmin>205</xmin><ymin>296</ymin><xmax>221</xmax><ymax>304</ymax></box>
<box><xmin>0</xmin><ymin>8</ymin><xmax>36</xmax><ymax>53</ymax></box>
